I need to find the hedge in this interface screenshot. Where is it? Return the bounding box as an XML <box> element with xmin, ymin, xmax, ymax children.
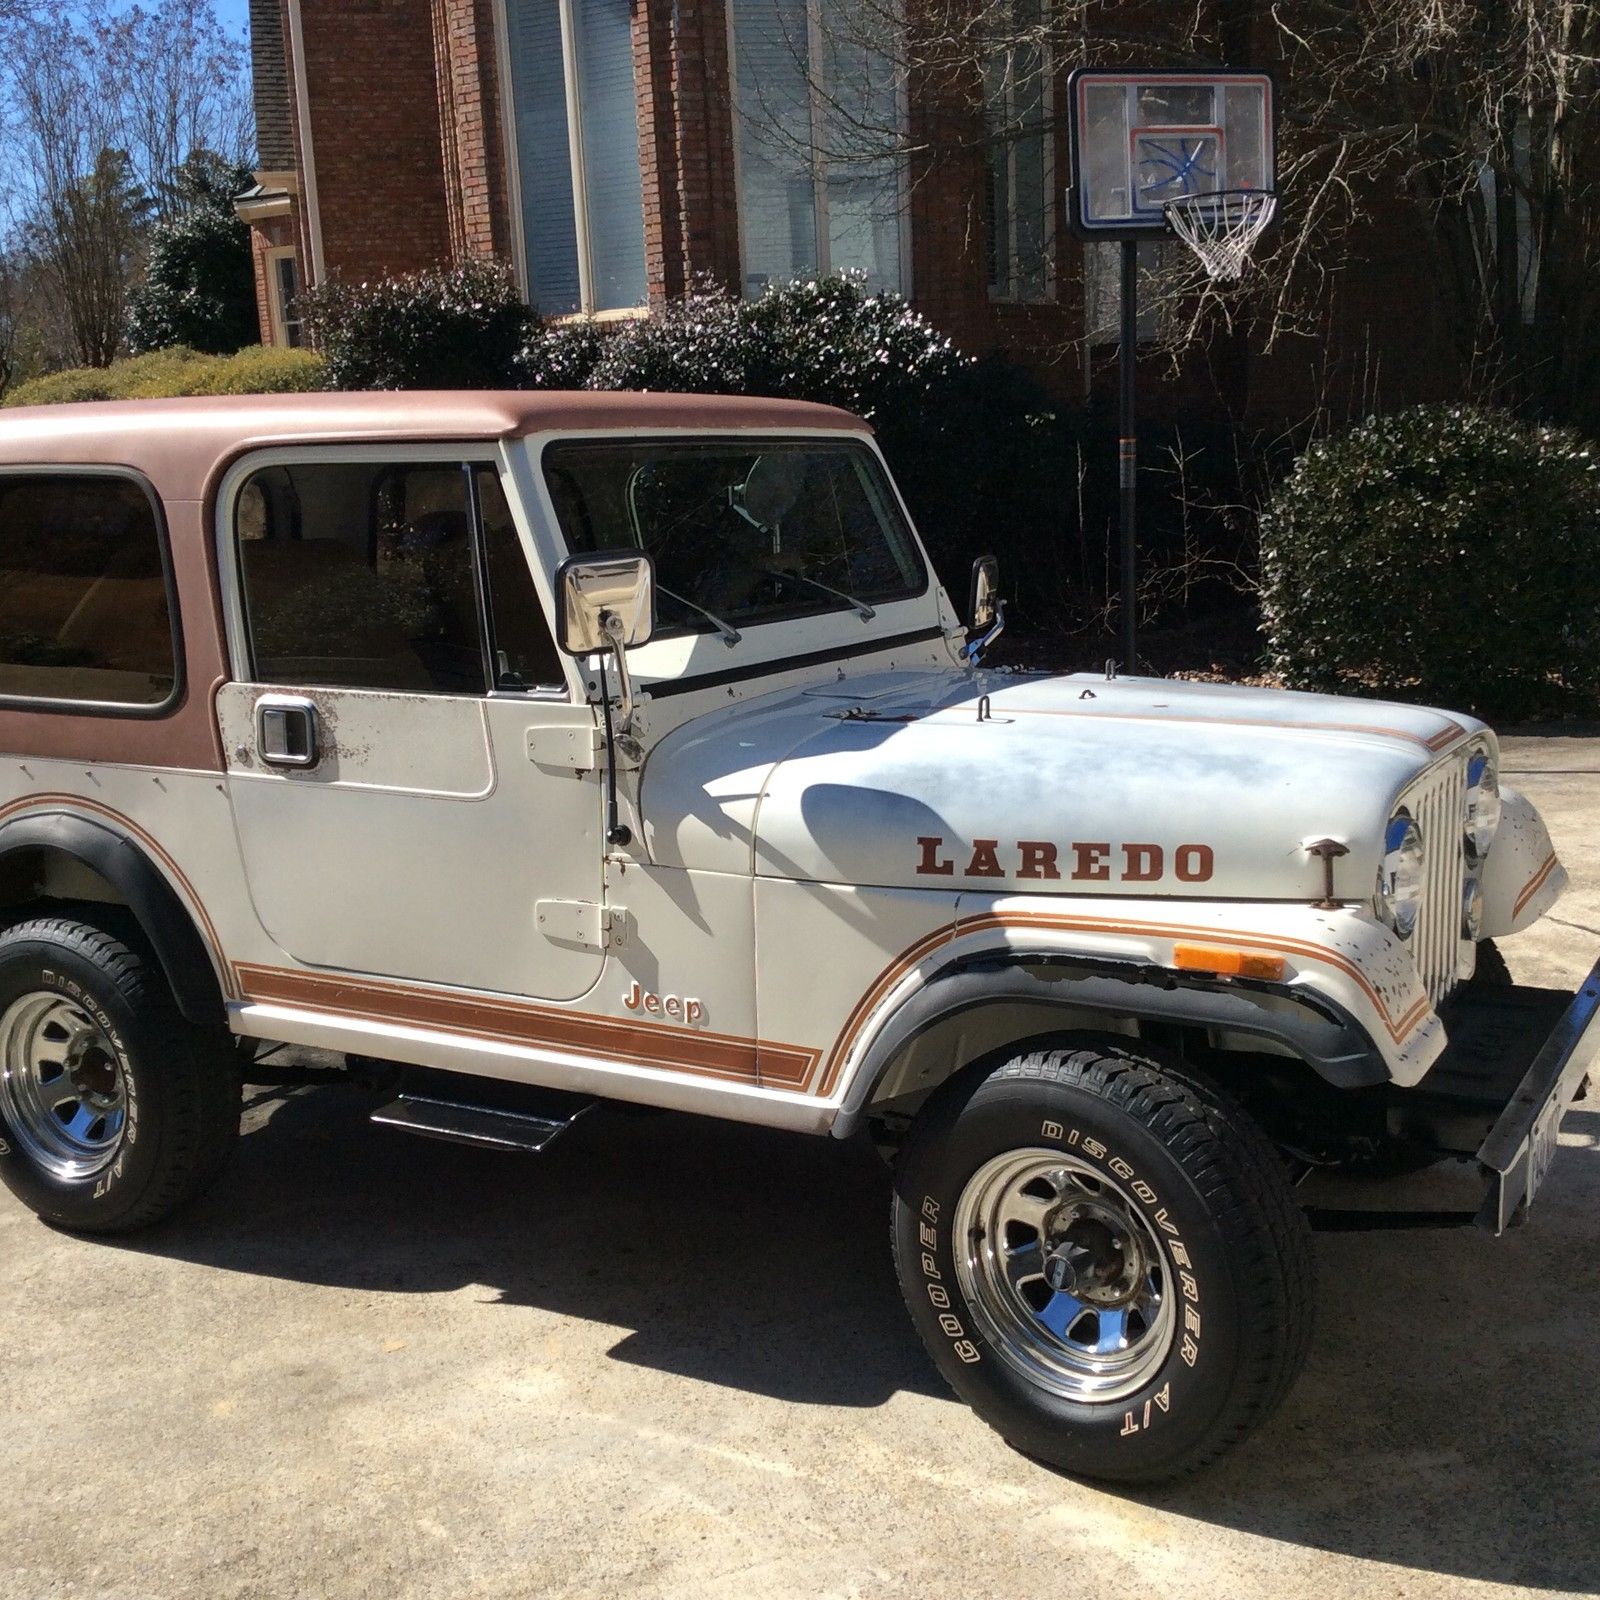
<box><xmin>298</xmin><ymin>260</ymin><xmax>533</xmax><ymax>390</ymax></box>
<box><xmin>1260</xmin><ymin>404</ymin><xmax>1600</xmax><ymax>718</ymax></box>
<box><xmin>4</xmin><ymin>345</ymin><xmax>326</xmax><ymax>406</ymax></box>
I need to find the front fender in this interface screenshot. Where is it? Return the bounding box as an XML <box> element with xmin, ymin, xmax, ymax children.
<box><xmin>1480</xmin><ymin>786</ymin><xmax>1566</xmax><ymax>937</ymax></box>
<box><xmin>823</xmin><ymin>894</ymin><xmax>1445</xmax><ymax>1134</ymax></box>
<box><xmin>829</xmin><ymin>953</ymin><xmax>1390</xmax><ymax>1137</ymax></box>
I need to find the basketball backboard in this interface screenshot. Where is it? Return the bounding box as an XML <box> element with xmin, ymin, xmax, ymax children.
<box><xmin>1066</xmin><ymin>68</ymin><xmax>1275</xmax><ymax>240</ymax></box>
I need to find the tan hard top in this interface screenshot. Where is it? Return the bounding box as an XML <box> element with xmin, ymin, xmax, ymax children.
<box><xmin>0</xmin><ymin>390</ymin><xmax>873</xmax><ymax>502</ymax></box>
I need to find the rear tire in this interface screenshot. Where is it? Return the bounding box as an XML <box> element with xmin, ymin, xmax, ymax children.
<box><xmin>892</xmin><ymin>1041</ymin><xmax>1313</xmax><ymax>1482</ymax></box>
<box><xmin>0</xmin><ymin>917</ymin><xmax>239</xmax><ymax>1233</ymax></box>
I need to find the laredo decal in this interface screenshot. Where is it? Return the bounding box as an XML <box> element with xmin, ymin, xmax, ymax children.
<box><xmin>916</xmin><ymin>836</ymin><xmax>1215</xmax><ymax>885</ymax></box>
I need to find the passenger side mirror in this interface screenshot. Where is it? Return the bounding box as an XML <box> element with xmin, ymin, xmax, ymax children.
<box><xmin>969</xmin><ymin>555</ymin><xmax>1000</xmax><ymax>631</ymax></box>
<box><xmin>555</xmin><ymin>550</ymin><xmax>655</xmax><ymax>851</ymax></box>
<box><xmin>555</xmin><ymin>550</ymin><xmax>655</xmax><ymax>657</ymax></box>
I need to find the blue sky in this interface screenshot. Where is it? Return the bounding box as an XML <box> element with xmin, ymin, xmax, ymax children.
<box><xmin>71</xmin><ymin>0</ymin><xmax>251</xmax><ymax>38</ymax></box>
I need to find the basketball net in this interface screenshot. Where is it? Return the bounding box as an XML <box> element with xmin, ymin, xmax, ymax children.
<box><xmin>1163</xmin><ymin>189</ymin><xmax>1277</xmax><ymax>282</ymax></box>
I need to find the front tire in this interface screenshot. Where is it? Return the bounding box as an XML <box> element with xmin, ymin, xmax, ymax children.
<box><xmin>0</xmin><ymin>916</ymin><xmax>239</xmax><ymax>1233</ymax></box>
<box><xmin>892</xmin><ymin>1042</ymin><xmax>1313</xmax><ymax>1482</ymax></box>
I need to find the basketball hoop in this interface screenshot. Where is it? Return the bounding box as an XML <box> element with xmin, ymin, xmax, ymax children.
<box><xmin>1163</xmin><ymin>189</ymin><xmax>1277</xmax><ymax>282</ymax></box>
<box><xmin>1065</xmin><ymin>69</ymin><xmax>1279</xmax><ymax>668</ymax></box>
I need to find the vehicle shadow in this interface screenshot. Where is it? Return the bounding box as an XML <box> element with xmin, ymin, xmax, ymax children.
<box><xmin>1140</xmin><ymin>1116</ymin><xmax>1600</xmax><ymax>1594</ymax></box>
<box><xmin>113</xmin><ymin>1087</ymin><xmax>1600</xmax><ymax>1593</ymax></box>
<box><xmin>120</xmin><ymin>1084</ymin><xmax>939</xmax><ymax>1410</ymax></box>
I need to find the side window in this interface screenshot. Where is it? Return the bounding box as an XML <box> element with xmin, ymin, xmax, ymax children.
<box><xmin>235</xmin><ymin>458</ymin><xmax>561</xmax><ymax>696</ymax></box>
<box><xmin>477</xmin><ymin>469</ymin><xmax>562</xmax><ymax>688</ymax></box>
<box><xmin>0</xmin><ymin>473</ymin><xmax>177</xmax><ymax>708</ymax></box>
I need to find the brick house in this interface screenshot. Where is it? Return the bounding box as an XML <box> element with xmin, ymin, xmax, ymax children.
<box><xmin>242</xmin><ymin>0</ymin><xmax>1459</xmax><ymax>424</ymax></box>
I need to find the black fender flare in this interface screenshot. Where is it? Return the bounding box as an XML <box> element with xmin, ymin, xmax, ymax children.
<box><xmin>0</xmin><ymin>810</ymin><xmax>224</xmax><ymax>1026</ymax></box>
<box><xmin>829</xmin><ymin>948</ymin><xmax>1387</xmax><ymax>1138</ymax></box>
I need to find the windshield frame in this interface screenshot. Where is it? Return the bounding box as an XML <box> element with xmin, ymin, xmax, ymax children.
<box><xmin>537</xmin><ymin>430</ymin><xmax>933</xmax><ymax>648</ymax></box>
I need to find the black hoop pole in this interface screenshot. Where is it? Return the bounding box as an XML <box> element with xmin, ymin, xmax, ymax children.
<box><xmin>1118</xmin><ymin>238</ymin><xmax>1138</xmax><ymax>672</ymax></box>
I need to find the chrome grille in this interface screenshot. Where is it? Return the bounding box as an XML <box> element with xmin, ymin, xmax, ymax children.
<box><xmin>1401</xmin><ymin>755</ymin><xmax>1467</xmax><ymax>1004</ymax></box>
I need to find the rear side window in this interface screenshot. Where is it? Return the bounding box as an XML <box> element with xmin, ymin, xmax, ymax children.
<box><xmin>0</xmin><ymin>474</ymin><xmax>177</xmax><ymax>708</ymax></box>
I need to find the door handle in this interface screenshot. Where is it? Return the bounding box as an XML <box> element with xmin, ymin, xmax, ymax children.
<box><xmin>255</xmin><ymin>695</ymin><xmax>319</xmax><ymax>768</ymax></box>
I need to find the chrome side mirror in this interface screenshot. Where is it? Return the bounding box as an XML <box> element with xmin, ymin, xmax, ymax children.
<box><xmin>964</xmin><ymin>554</ymin><xmax>1005</xmax><ymax>665</ymax></box>
<box><xmin>556</xmin><ymin>550</ymin><xmax>655</xmax><ymax>656</ymax></box>
<box><xmin>969</xmin><ymin>554</ymin><xmax>999</xmax><ymax>631</ymax></box>
<box><xmin>556</xmin><ymin>550</ymin><xmax>655</xmax><ymax>735</ymax></box>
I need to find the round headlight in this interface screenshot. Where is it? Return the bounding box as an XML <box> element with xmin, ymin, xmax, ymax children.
<box><xmin>1464</xmin><ymin>751</ymin><xmax>1501</xmax><ymax>861</ymax></box>
<box><xmin>1377</xmin><ymin>814</ymin><xmax>1425</xmax><ymax>940</ymax></box>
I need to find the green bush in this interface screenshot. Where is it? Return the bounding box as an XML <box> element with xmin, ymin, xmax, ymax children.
<box><xmin>577</xmin><ymin>276</ymin><xmax>970</xmax><ymax>420</ymax></box>
<box><xmin>4</xmin><ymin>344</ymin><xmax>325</xmax><ymax>406</ymax></box>
<box><xmin>1260</xmin><ymin>404</ymin><xmax>1600</xmax><ymax>717</ymax></box>
<box><xmin>126</xmin><ymin>155</ymin><xmax>257</xmax><ymax>356</ymax></box>
<box><xmin>300</xmin><ymin>260</ymin><xmax>535</xmax><ymax>389</ymax></box>
<box><xmin>515</xmin><ymin>316</ymin><xmax>615</xmax><ymax>389</ymax></box>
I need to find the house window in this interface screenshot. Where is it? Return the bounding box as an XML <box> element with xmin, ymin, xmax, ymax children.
<box><xmin>983</xmin><ymin>0</ymin><xmax>1053</xmax><ymax>302</ymax></box>
<box><xmin>502</xmin><ymin>0</ymin><xmax>648</xmax><ymax>316</ymax></box>
<box><xmin>728</xmin><ymin>0</ymin><xmax>905</xmax><ymax>296</ymax></box>
<box><xmin>265</xmin><ymin>247</ymin><xmax>304</xmax><ymax>348</ymax></box>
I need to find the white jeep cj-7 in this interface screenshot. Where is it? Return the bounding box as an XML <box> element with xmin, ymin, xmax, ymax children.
<box><xmin>0</xmin><ymin>391</ymin><xmax>1591</xmax><ymax>1481</ymax></box>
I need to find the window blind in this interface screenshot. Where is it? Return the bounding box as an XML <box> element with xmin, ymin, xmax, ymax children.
<box><xmin>730</xmin><ymin>0</ymin><xmax>819</xmax><ymax>295</ymax></box>
<box><xmin>507</xmin><ymin>0</ymin><xmax>583</xmax><ymax>316</ymax></box>
<box><xmin>573</xmin><ymin>0</ymin><xmax>647</xmax><ymax>309</ymax></box>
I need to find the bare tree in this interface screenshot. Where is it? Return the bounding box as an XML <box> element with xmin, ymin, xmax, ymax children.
<box><xmin>7</xmin><ymin>12</ymin><xmax>143</xmax><ymax>366</ymax></box>
<box><xmin>89</xmin><ymin>0</ymin><xmax>255</xmax><ymax>219</ymax></box>
<box><xmin>786</xmin><ymin>0</ymin><xmax>1600</xmax><ymax>428</ymax></box>
<box><xmin>0</xmin><ymin>253</ymin><xmax>19</xmax><ymax>398</ymax></box>
<box><xmin>2</xmin><ymin>0</ymin><xmax>252</xmax><ymax>366</ymax></box>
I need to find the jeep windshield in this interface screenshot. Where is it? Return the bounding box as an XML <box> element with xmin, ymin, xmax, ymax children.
<box><xmin>542</xmin><ymin>438</ymin><xmax>928</xmax><ymax>638</ymax></box>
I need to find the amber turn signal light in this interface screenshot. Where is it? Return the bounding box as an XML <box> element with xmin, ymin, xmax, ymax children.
<box><xmin>1172</xmin><ymin>944</ymin><xmax>1287</xmax><ymax>982</ymax></box>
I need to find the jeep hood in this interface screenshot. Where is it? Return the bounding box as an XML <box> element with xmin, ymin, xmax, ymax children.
<box><xmin>638</xmin><ymin>670</ymin><xmax>1481</xmax><ymax>900</ymax></box>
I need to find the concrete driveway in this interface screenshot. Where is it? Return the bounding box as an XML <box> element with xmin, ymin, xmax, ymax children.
<box><xmin>3</xmin><ymin>735</ymin><xmax>1598</xmax><ymax>1600</ymax></box>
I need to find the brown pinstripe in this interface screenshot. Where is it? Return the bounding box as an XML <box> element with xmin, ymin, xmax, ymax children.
<box><xmin>1514</xmin><ymin>853</ymin><xmax>1560</xmax><ymax>918</ymax></box>
<box><xmin>234</xmin><ymin>962</ymin><xmax>821</xmax><ymax>1089</ymax></box>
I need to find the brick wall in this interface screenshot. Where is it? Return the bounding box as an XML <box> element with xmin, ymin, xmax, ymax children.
<box><xmin>249</xmin><ymin>214</ymin><xmax>298</xmax><ymax>343</ymax></box>
<box><xmin>432</xmin><ymin>0</ymin><xmax>513</xmax><ymax>263</ymax></box>
<box><xmin>271</xmin><ymin>0</ymin><xmax>1461</xmax><ymax>425</ymax></box>
<box><xmin>633</xmin><ymin>0</ymin><xmax>741</xmax><ymax>304</ymax></box>
<box><xmin>297</xmin><ymin>0</ymin><xmax>452</xmax><ymax>283</ymax></box>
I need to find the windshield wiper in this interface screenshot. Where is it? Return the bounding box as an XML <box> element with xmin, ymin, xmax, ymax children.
<box><xmin>657</xmin><ymin>584</ymin><xmax>742</xmax><ymax>647</ymax></box>
<box><xmin>758</xmin><ymin>568</ymin><xmax>876</xmax><ymax>622</ymax></box>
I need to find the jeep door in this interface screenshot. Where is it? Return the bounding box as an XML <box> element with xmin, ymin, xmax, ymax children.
<box><xmin>216</xmin><ymin>448</ymin><xmax>606</xmax><ymax>1002</ymax></box>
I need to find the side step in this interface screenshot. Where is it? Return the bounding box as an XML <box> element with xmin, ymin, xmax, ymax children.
<box><xmin>371</xmin><ymin>1093</ymin><xmax>592</xmax><ymax>1153</ymax></box>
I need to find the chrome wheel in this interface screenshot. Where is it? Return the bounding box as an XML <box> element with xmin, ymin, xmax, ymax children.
<box><xmin>0</xmin><ymin>991</ymin><xmax>127</xmax><ymax>1181</ymax></box>
<box><xmin>953</xmin><ymin>1148</ymin><xmax>1175</xmax><ymax>1403</ymax></box>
